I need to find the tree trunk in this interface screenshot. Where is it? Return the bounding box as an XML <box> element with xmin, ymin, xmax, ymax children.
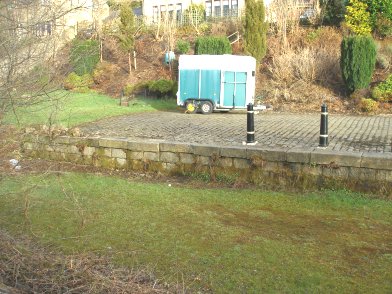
<box><xmin>133</xmin><ymin>51</ymin><xmax>137</xmax><ymax>70</ymax></box>
<box><xmin>100</xmin><ymin>38</ymin><xmax>103</xmax><ymax>63</ymax></box>
<box><xmin>128</xmin><ymin>51</ymin><xmax>132</xmax><ymax>75</ymax></box>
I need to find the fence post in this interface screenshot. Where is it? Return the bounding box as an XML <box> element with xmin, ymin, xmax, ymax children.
<box><xmin>319</xmin><ymin>103</ymin><xmax>328</xmax><ymax>147</ymax></box>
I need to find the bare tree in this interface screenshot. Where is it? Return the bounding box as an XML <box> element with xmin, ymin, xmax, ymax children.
<box><xmin>267</xmin><ymin>0</ymin><xmax>320</xmax><ymax>48</ymax></box>
<box><xmin>0</xmin><ymin>0</ymin><xmax>106</xmax><ymax>123</ymax></box>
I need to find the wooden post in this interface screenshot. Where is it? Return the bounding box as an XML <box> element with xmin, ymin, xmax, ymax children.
<box><xmin>133</xmin><ymin>50</ymin><xmax>137</xmax><ymax>70</ymax></box>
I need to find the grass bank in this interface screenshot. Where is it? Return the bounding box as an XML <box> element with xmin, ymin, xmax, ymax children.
<box><xmin>3</xmin><ymin>91</ymin><xmax>177</xmax><ymax>128</ymax></box>
<box><xmin>1</xmin><ymin>173</ymin><xmax>391</xmax><ymax>293</ymax></box>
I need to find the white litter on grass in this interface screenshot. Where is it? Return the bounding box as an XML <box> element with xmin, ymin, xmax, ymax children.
<box><xmin>9</xmin><ymin>159</ymin><xmax>21</xmax><ymax>171</ymax></box>
<box><xmin>168</xmin><ymin>184</ymin><xmax>172</xmax><ymax>187</ymax></box>
<box><xmin>9</xmin><ymin>159</ymin><xmax>19</xmax><ymax>167</ymax></box>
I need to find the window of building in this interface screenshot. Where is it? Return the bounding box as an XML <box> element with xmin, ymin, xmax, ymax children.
<box><xmin>223</xmin><ymin>0</ymin><xmax>229</xmax><ymax>16</ymax></box>
<box><xmin>160</xmin><ymin>5</ymin><xmax>167</xmax><ymax>19</ymax></box>
<box><xmin>231</xmin><ymin>0</ymin><xmax>238</xmax><ymax>16</ymax></box>
<box><xmin>153</xmin><ymin>6</ymin><xmax>159</xmax><ymax>22</ymax></box>
<box><xmin>36</xmin><ymin>21</ymin><xmax>52</xmax><ymax>37</ymax></box>
<box><xmin>205</xmin><ymin>1</ymin><xmax>212</xmax><ymax>17</ymax></box>
<box><xmin>214</xmin><ymin>0</ymin><xmax>221</xmax><ymax>17</ymax></box>
<box><xmin>176</xmin><ymin>3</ymin><xmax>182</xmax><ymax>22</ymax></box>
<box><xmin>168</xmin><ymin>4</ymin><xmax>174</xmax><ymax>18</ymax></box>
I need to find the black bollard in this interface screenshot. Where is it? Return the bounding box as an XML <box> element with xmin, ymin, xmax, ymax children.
<box><xmin>319</xmin><ymin>103</ymin><xmax>328</xmax><ymax>147</ymax></box>
<box><xmin>247</xmin><ymin>103</ymin><xmax>255</xmax><ymax>144</ymax></box>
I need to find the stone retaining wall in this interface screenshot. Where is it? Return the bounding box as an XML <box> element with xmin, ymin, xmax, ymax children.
<box><xmin>22</xmin><ymin>135</ymin><xmax>392</xmax><ymax>195</ymax></box>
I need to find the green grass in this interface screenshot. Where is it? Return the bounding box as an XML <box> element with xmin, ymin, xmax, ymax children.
<box><xmin>3</xmin><ymin>91</ymin><xmax>177</xmax><ymax>128</ymax></box>
<box><xmin>1</xmin><ymin>173</ymin><xmax>391</xmax><ymax>293</ymax></box>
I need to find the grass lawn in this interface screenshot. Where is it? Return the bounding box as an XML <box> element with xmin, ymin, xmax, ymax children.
<box><xmin>3</xmin><ymin>91</ymin><xmax>177</xmax><ymax>128</ymax></box>
<box><xmin>1</xmin><ymin>173</ymin><xmax>391</xmax><ymax>293</ymax></box>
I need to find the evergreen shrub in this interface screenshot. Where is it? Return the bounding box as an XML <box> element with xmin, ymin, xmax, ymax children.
<box><xmin>70</xmin><ymin>39</ymin><xmax>100</xmax><ymax>75</ymax></box>
<box><xmin>375</xmin><ymin>15</ymin><xmax>392</xmax><ymax>38</ymax></box>
<box><xmin>372</xmin><ymin>74</ymin><xmax>392</xmax><ymax>101</ymax></box>
<box><xmin>194</xmin><ymin>36</ymin><xmax>232</xmax><ymax>55</ymax></box>
<box><xmin>148</xmin><ymin>79</ymin><xmax>176</xmax><ymax>97</ymax></box>
<box><xmin>63</xmin><ymin>72</ymin><xmax>94</xmax><ymax>93</ymax></box>
<box><xmin>345</xmin><ymin>0</ymin><xmax>372</xmax><ymax>35</ymax></box>
<box><xmin>244</xmin><ymin>0</ymin><xmax>267</xmax><ymax>61</ymax></box>
<box><xmin>340</xmin><ymin>35</ymin><xmax>376</xmax><ymax>93</ymax></box>
<box><xmin>360</xmin><ymin>98</ymin><xmax>379</xmax><ymax>112</ymax></box>
<box><xmin>176</xmin><ymin>40</ymin><xmax>191</xmax><ymax>54</ymax></box>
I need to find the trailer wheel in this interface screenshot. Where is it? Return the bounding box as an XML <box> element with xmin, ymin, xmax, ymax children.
<box><xmin>185</xmin><ymin>101</ymin><xmax>196</xmax><ymax>114</ymax></box>
<box><xmin>200</xmin><ymin>101</ymin><xmax>213</xmax><ymax>114</ymax></box>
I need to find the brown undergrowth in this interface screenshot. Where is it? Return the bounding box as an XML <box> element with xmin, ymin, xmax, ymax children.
<box><xmin>0</xmin><ymin>229</ymin><xmax>169</xmax><ymax>294</ymax></box>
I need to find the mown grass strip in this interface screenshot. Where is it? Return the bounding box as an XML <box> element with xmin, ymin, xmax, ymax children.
<box><xmin>3</xmin><ymin>91</ymin><xmax>177</xmax><ymax>127</ymax></box>
<box><xmin>0</xmin><ymin>173</ymin><xmax>391</xmax><ymax>293</ymax></box>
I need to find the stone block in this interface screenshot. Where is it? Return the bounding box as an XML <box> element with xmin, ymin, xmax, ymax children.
<box><xmin>160</xmin><ymin>152</ymin><xmax>179</xmax><ymax>163</ymax></box>
<box><xmin>83</xmin><ymin>146</ymin><xmax>96</xmax><ymax>157</ymax></box>
<box><xmin>144</xmin><ymin>151</ymin><xmax>159</xmax><ymax>161</ymax></box>
<box><xmin>180</xmin><ymin>153</ymin><xmax>195</xmax><ymax>164</ymax></box>
<box><xmin>128</xmin><ymin>151</ymin><xmax>143</xmax><ymax>160</ymax></box>
<box><xmin>103</xmin><ymin>148</ymin><xmax>112</xmax><ymax>157</ymax></box>
<box><xmin>112</xmin><ymin>148</ymin><xmax>126</xmax><ymax>159</ymax></box>
<box><xmin>160</xmin><ymin>142</ymin><xmax>192</xmax><ymax>153</ymax></box>
<box><xmin>233</xmin><ymin>158</ymin><xmax>250</xmax><ymax>169</ymax></box>
<box><xmin>127</xmin><ymin>140</ymin><xmax>160</xmax><ymax>152</ymax></box>
<box><xmin>192</xmin><ymin>144</ymin><xmax>220</xmax><ymax>156</ymax></box>
<box><xmin>128</xmin><ymin>159</ymin><xmax>144</xmax><ymax>171</ymax></box>
<box><xmin>375</xmin><ymin>170</ymin><xmax>388</xmax><ymax>182</ymax></box>
<box><xmin>361</xmin><ymin>152</ymin><xmax>392</xmax><ymax>170</ymax></box>
<box><xmin>83</xmin><ymin>156</ymin><xmax>93</xmax><ymax>165</ymax></box>
<box><xmin>53</xmin><ymin>136</ymin><xmax>70</xmax><ymax>144</ymax></box>
<box><xmin>164</xmin><ymin>163</ymin><xmax>177</xmax><ymax>171</ymax></box>
<box><xmin>322</xmin><ymin>166</ymin><xmax>350</xmax><ymax>179</ymax></box>
<box><xmin>53</xmin><ymin>144</ymin><xmax>68</xmax><ymax>153</ymax></box>
<box><xmin>311</xmin><ymin>150</ymin><xmax>362</xmax><ymax>167</ymax></box>
<box><xmin>302</xmin><ymin>165</ymin><xmax>322</xmax><ymax>177</ymax></box>
<box><xmin>218</xmin><ymin>157</ymin><xmax>233</xmax><ymax>167</ymax></box>
<box><xmin>196</xmin><ymin>156</ymin><xmax>210</xmax><ymax>166</ymax></box>
<box><xmin>220</xmin><ymin>147</ymin><xmax>247</xmax><ymax>158</ymax></box>
<box><xmin>37</xmin><ymin>135</ymin><xmax>51</xmax><ymax>144</ymax></box>
<box><xmin>90</xmin><ymin>138</ymin><xmax>101</xmax><ymax>147</ymax></box>
<box><xmin>64</xmin><ymin>153</ymin><xmax>82</xmax><ymax>162</ymax></box>
<box><xmin>68</xmin><ymin>145</ymin><xmax>80</xmax><ymax>154</ymax></box>
<box><xmin>99</xmin><ymin>138</ymin><xmax>128</xmax><ymax>149</ymax></box>
<box><xmin>358</xmin><ymin>168</ymin><xmax>377</xmax><ymax>181</ymax></box>
<box><xmin>45</xmin><ymin>145</ymin><xmax>55</xmax><ymax>152</ymax></box>
<box><xmin>287</xmin><ymin>148</ymin><xmax>312</xmax><ymax>163</ymax></box>
<box><xmin>247</xmin><ymin>147</ymin><xmax>287</xmax><ymax>162</ymax></box>
<box><xmin>116</xmin><ymin>158</ymin><xmax>127</xmax><ymax>167</ymax></box>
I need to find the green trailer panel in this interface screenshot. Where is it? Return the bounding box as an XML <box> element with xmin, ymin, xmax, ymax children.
<box><xmin>180</xmin><ymin>69</ymin><xmax>199</xmax><ymax>102</ymax></box>
<box><xmin>223</xmin><ymin>71</ymin><xmax>247</xmax><ymax>108</ymax></box>
<box><xmin>200</xmin><ymin>70</ymin><xmax>221</xmax><ymax>104</ymax></box>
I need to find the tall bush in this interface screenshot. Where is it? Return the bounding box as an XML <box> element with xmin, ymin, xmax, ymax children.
<box><xmin>340</xmin><ymin>35</ymin><xmax>376</xmax><ymax>93</ymax></box>
<box><xmin>195</xmin><ymin>36</ymin><xmax>232</xmax><ymax>55</ymax></box>
<box><xmin>244</xmin><ymin>0</ymin><xmax>267</xmax><ymax>62</ymax></box>
<box><xmin>345</xmin><ymin>0</ymin><xmax>372</xmax><ymax>35</ymax></box>
<box><xmin>320</xmin><ymin>0</ymin><xmax>346</xmax><ymax>25</ymax></box>
<box><xmin>176</xmin><ymin>40</ymin><xmax>190</xmax><ymax>54</ymax></box>
<box><xmin>362</xmin><ymin>0</ymin><xmax>392</xmax><ymax>29</ymax></box>
<box><xmin>117</xmin><ymin>4</ymin><xmax>136</xmax><ymax>75</ymax></box>
<box><xmin>70</xmin><ymin>39</ymin><xmax>100</xmax><ymax>75</ymax></box>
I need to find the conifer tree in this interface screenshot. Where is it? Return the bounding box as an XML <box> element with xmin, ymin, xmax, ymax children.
<box><xmin>244</xmin><ymin>0</ymin><xmax>267</xmax><ymax>62</ymax></box>
<box><xmin>118</xmin><ymin>4</ymin><xmax>136</xmax><ymax>75</ymax></box>
<box><xmin>340</xmin><ymin>35</ymin><xmax>376</xmax><ymax>93</ymax></box>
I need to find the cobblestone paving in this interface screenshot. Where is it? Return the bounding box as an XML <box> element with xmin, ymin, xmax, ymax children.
<box><xmin>79</xmin><ymin>111</ymin><xmax>392</xmax><ymax>153</ymax></box>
